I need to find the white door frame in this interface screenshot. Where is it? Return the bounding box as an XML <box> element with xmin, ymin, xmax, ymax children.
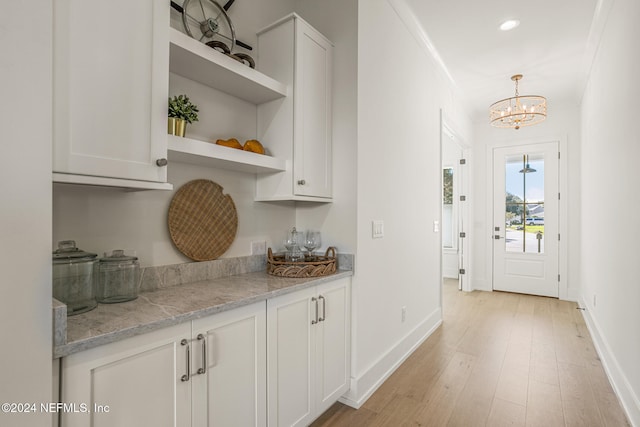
<box><xmin>485</xmin><ymin>136</ymin><xmax>570</xmax><ymax>300</ymax></box>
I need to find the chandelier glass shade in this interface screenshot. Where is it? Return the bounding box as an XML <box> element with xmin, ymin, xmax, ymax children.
<box><xmin>489</xmin><ymin>74</ymin><xmax>546</xmax><ymax>130</ymax></box>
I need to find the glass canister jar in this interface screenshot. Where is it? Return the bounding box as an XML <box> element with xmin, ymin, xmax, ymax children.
<box><xmin>96</xmin><ymin>250</ymin><xmax>140</xmax><ymax>303</ymax></box>
<box><xmin>52</xmin><ymin>240</ymin><xmax>98</xmax><ymax>316</ymax></box>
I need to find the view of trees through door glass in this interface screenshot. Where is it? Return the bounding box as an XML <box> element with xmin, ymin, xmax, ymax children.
<box><xmin>442</xmin><ymin>167</ymin><xmax>454</xmax><ymax>248</ymax></box>
<box><xmin>505</xmin><ymin>154</ymin><xmax>545</xmax><ymax>253</ymax></box>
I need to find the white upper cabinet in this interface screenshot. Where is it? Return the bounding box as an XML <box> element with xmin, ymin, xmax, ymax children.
<box><xmin>53</xmin><ymin>0</ymin><xmax>172</xmax><ymax>190</ymax></box>
<box><xmin>256</xmin><ymin>14</ymin><xmax>334</xmax><ymax>202</ymax></box>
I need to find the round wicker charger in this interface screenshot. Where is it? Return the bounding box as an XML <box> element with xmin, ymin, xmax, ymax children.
<box><xmin>168</xmin><ymin>180</ymin><xmax>238</xmax><ymax>261</ymax></box>
<box><xmin>267</xmin><ymin>247</ymin><xmax>337</xmax><ymax>278</ymax></box>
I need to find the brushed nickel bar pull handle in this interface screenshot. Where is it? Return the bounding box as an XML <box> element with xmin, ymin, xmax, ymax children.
<box><xmin>197</xmin><ymin>334</ymin><xmax>206</xmax><ymax>375</ymax></box>
<box><xmin>180</xmin><ymin>339</ymin><xmax>190</xmax><ymax>382</ymax></box>
<box><xmin>311</xmin><ymin>297</ymin><xmax>318</xmax><ymax>325</ymax></box>
<box><xmin>318</xmin><ymin>295</ymin><xmax>326</xmax><ymax>322</ymax></box>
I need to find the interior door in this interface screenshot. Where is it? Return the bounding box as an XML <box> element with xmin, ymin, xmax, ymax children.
<box><xmin>493</xmin><ymin>142</ymin><xmax>559</xmax><ymax>297</ymax></box>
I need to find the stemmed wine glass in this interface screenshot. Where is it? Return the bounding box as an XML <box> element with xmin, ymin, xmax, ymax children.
<box><xmin>304</xmin><ymin>231</ymin><xmax>321</xmax><ymax>260</ymax></box>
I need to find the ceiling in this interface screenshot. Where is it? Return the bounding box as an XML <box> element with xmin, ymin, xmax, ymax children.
<box><xmin>404</xmin><ymin>0</ymin><xmax>600</xmax><ymax>121</ymax></box>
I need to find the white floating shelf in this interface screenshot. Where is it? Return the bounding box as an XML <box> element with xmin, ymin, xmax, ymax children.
<box><xmin>167</xmin><ymin>135</ymin><xmax>287</xmax><ymax>174</ymax></box>
<box><xmin>169</xmin><ymin>28</ymin><xmax>288</xmax><ymax>104</ymax></box>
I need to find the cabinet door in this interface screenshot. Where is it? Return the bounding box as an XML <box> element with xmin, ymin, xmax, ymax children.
<box><xmin>267</xmin><ymin>286</ymin><xmax>316</xmax><ymax>427</ymax></box>
<box><xmin>61</xmin><ymin>323</ymin><xmax>191</xmax><ymax>427</ymax></box>
<box><xmin>315</xmin><ymin>278</ymin><xmax>351</xmax><ymax>415</ymax></box>
<box><xmin>53</xmin><ymin>0</ymin><xmax>169</xmax><ymax>183</ymax></box>
<box><xmin>256</xmin><ymin>15</ymin><xmax>333</xmax><ymax>202</ymax></box>
<box><xmin>293</xmin><ymin>19</ymin><xmax>333</xmax><ymax>198</ymax></box>
<box><xmin>192</xmin><ymin>302</ymin><xmax>267</xmax><ymax>427</ymax></box>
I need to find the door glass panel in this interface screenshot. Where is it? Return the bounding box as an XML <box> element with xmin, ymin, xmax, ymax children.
<box><xmin>442</xmin><ymin>168</ymin><xmax>454</xmax><ymax>248</ymax></box>
<box><xmin>505</xmin><ymin>154</ymin><xmax>545</xmax><ymax>253</ymax></box>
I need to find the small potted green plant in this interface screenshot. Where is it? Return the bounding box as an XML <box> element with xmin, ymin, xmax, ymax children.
<box><xmin>168</xmin><ymin>94</ymin><xmax>199</xmax><ymax>137</ymax></box>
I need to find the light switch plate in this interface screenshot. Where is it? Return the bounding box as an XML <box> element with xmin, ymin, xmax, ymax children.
<box><xmin>372</xmin><ymin>220</ymin><xmax>384</xmax><ymax>238</ymax></box>
<box><xmin>433</xmin><ymin>220</ymin><xmax>440</xmax><ymax>232</ymax></box>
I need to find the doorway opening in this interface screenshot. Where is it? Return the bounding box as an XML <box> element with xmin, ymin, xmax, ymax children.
<box><xmin>440</xmin><ymin>115</ymin><xmax>470</xmax><ymax>295</ymax></box>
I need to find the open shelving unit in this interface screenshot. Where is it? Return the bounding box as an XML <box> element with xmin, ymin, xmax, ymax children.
<box><xmin>168</xmin><ymin>27</ymin><xmax>289</xmax><ymax>176</ymax></box>
<box><xmin>169</xmin><ymin>27</ymin><xmax>288</xmax><ymax>104</ymax></box>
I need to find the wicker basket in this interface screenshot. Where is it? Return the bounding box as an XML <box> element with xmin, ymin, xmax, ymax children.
<box><xmin>267</xmin><ymin>247</ymin><xmax>337</xmax><ymax>278</ymax></box>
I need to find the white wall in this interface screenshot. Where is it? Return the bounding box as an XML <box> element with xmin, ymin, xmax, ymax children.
<box><xmin>579</xmin><ymin>0</ymin><xmax>640</xmax><ymax>423</ymax></box>
<box><xmin>340</xmin><ymin>0</ymin><xmax>471</xmax><ymax>406</ymax></box>
<box><xmin>471</xmin><ymin>104</ymin><xmax>581</xmax><ymax>300</ymax></box>
<box><xmin>54</xmin><ymin>0</ymin><xmax>299</xmax><ymax>267</ymax></box>
<box><xmin>0</xmin><ymin>2</ymin><xmax>53</xmax><ymax>426</ymax></box>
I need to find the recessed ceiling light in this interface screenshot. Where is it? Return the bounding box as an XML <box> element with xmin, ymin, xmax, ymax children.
<box><xmin>499</xmin><ymin>19</ymin><xmax>520</xmax><ymax>31</ymax></box>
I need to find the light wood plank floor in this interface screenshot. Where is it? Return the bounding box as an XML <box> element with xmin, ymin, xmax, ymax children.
<box><xmin>312</xmin><ymin>280</ymin><xmax>630</xmax><ymax>427</ymax></box>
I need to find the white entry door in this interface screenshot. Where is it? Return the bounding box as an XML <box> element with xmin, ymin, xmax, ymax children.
<box><xmin>493</xmin><ymin>142</ymin><xmax>559</xmax><ymax>297</ymax></box>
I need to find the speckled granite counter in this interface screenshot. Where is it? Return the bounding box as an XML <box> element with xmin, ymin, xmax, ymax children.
<box><xmin>54</xmin><ymin>269</ymin><xmax>352</xmax><ymax>359</ymax></box>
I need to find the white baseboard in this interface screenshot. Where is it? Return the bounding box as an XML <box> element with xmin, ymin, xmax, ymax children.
<box><xmin>578</xmin><ymin>296</ymin><xmax>640</xmax><ymax>427</ymax></box>
<box><xmin>472</xmin><ymin>278</ymin><xmax>491</xmax><ymax>292</ymax></box>
<box><xmin>339</xmin><ymin>307</ymin><xmax>442</xmax><ymax>409</ymax></box>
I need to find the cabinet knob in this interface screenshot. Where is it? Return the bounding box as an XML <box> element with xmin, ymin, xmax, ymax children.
<box><xmin>297</xmin><ymin>179</ymin><xmax>306</xmax><ymax>185</ymax></box>
<box><xmin>156</xmin><ymin>158</ymin><xmax>168</xmax><ymax>167</ymax></box>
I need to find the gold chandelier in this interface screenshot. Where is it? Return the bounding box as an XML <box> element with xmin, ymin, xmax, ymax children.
<box><xmin>489</xmin><ymin>74</ymin><xmax>546</xmax><ymax>130</ymax></box>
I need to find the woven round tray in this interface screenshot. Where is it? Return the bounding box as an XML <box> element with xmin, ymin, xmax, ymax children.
<box><xmin>267</xmin><ymin>247</ymin><xmax>337</xmax><ymax>278</ymax></box>
<box><xmin>168</xmin><ymin>180</ymin><xmax>238</xmax><ymax>261</ymax></box>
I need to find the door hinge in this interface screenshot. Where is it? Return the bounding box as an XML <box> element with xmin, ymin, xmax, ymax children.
<box><xmin>558</xmin><ymin>192</ymin><xmax>561</xmax><ymax>200</ymax></box>
<box><xmin>459</xmin><ymin>232</ymin><xmax>466</xmax><ymax>238</ymax></box>
<box><xmin>558</xmin><ymin>274</ymin><xmax>561</xmax><ymax>282</ymax></box>
<box><xmin>459</xmin><ymin>159</ymin><xmax>467</xmax><ymax>165</ymax></box>
<box><xmin>558</xmin><ymin>233</ymin><xmax>561</xmax><ymax>241</ymax></box>
<box><xmin>459</xmin><ymin>268</ymin><xmax>466</xmax><ymax>275</ymax></box>
<box><xmin>460</xmin><ymin>195</ymin><xmax>466</xmax><ymax>201</ymax></box>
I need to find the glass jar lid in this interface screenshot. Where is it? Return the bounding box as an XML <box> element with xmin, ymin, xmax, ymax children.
<box><xmin>52</xmin><ymin>240</ymin><xmax>97</xmax><ymax>263</ymax></box>
<box><xmin>99</xmin><ymin>249</ymin><xmax>138</xmax><ymax>263</ymax></box>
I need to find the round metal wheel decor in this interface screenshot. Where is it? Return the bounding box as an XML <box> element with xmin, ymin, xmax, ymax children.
<box><xmin>182</xmin><ymin>0</ymin><xmax>236</xmax><ymax>52</ymax></box>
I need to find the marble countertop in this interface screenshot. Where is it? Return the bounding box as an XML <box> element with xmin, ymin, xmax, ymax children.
<box><xmin>54</xmin><ymin>270</ymin><xmax>352</xmax><ymax>358</ymax></box>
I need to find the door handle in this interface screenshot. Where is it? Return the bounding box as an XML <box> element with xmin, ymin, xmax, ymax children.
<box><xmin>318</xmin><ymin>295</ymin><xmax>326</xmax><ymax>322</ymax></box>
<box><xmin>180</xmin><ymin>339</ymin><xmax>190</xmax><ymax>382</ymax></box>
<box><xmin>197</xmin><ymin>333</ymin><xmax>206</xmax><ymax>375</ymax></box>
<box><xmin>311</xmin><ymin>297</ymin><xmax>319</xmax><ymax>325</ymax></box>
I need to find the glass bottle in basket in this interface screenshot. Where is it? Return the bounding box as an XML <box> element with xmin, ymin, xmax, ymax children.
<box><xmin>284</xmin><ymin>227</ymin><xmax>304</xmax><ymax>262</ymax></box>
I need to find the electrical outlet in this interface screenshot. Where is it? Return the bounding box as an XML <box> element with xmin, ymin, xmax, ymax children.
<box><xmin>401</xmin><ymin>306</ymin><xmax>406</xmax><ymax>323</ymax></box>
<box><xmin>433</xmin><ymin>220</ymin><xmax>439</xmax><ymax>232</ymax></box>
<box><xmin>251</xmin><ymin>241</ymin><xmax>266</xmax><ymax>255</ymax></box>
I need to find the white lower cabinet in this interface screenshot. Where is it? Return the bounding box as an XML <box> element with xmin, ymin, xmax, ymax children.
<box><xmin>192</xmin><ymin>304</ymin><xmax>267</xmax><ymax>427</ymax></box>
<box><xmin>61</xmin><ymin>322</ymin><xmax>191</xmax><ymax>427</ymax></box>
<box><xmin>60</xmin><ymin>278</ymin><xmax>350</xmax><ymax>427</ymax></box>
<box><xmin>61</xmin><ymin>301</ymin><xmax>266</xmax><ymax>427</ymax></box>
<box><xmin>267</xmin><ymin>278</ymin><xmax>351</xmax><ymax>427</ymax></box>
